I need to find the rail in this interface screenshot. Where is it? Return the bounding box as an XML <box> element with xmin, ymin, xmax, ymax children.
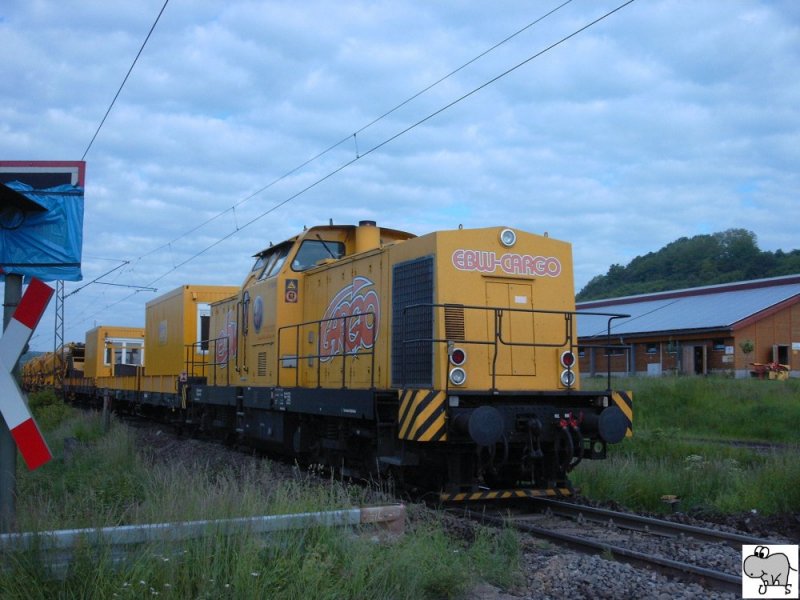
<box><xmin>0</xmin><ymin>504</ymin><xmax>405</xmax><ymax>579</ymax></box>
<box><xmin>398</xmin><ymin>304</ymin><xmax>628</xmax><ymax>392</ymax></box>
<box><xmin>277</xmin><ymin>311</ymin><xmax>377</xmax><ymax>389</ymax></box>
<box><xmin>452</xmin><ymin>503</ymin><xmax>745</xmax><ymax>595</ymax></box>
<box><xmin>528</xmin><ymin>497</ymin><xmax>773</xmax><ymax>547</ymax></box>
<box><xmin>477</xmin><ymin>509</ymin><xmax>741</xmax><ymax>594</ymax></box>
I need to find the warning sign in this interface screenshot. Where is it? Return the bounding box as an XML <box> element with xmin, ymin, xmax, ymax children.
<box><xmin>285</xmin><ymin>279</ymin><xmax>298</xmax><ymax>303</ymax></box>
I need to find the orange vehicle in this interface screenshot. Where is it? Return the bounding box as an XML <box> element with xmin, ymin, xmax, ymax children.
<box><xmin>22</xmin><ymin>343</ymin><xmax>84</xmax><ymax>392</ymax></box>
<box><xmin>66</xmin><ymin>286</ymin><xmax>238</xmax><ymax>406</ymax></box>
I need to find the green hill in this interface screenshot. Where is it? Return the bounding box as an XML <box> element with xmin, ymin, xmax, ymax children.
<box><xmin>576</xmin><ymin>229</ymin><xmax>800</xmax><ymax>301</ymax></box>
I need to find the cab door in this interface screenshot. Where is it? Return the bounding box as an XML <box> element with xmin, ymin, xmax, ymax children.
<box><xmin>485</xmin><ymin>280</ymin><xmax>536</xmax><ymax>376</ymax></box>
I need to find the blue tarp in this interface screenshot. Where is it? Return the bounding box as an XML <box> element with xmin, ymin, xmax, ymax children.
<box><xmin>0</xmin><ymin>181</ymin><xmax>83</xmax><ymax>282</ymax></box>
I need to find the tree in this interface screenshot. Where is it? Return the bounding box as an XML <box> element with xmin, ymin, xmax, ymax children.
<box><xmin>577</xmin><ymin>230</ymin><xmax>799</xmax><ymax>300</ymax></box>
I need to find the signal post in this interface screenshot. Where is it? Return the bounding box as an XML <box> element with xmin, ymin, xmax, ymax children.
<box><xmin>0</xmin><ymin>274</ymin><xmax>22</xmax><ymax>531</ymax></box>
<box><xmin>0</xmin><ymin>161</ymin><xmax>85</xmax><ymax>532</ymax></box>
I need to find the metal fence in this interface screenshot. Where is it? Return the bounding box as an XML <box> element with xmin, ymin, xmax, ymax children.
<box><xmin>0</xmin><ymin>504</ymin><xmax>405</xmax><ymax>578</ymax></box>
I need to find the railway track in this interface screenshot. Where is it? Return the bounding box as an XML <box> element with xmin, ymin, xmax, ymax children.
<box><xmin>451</xmin><ymin>498</ymin><xmax>778</xmax><ymax>595</ymax></box>
<box><xmin>91</xmin><ymin>413</ymin><xmax>783</xmax><ymax>596</ymax></box>
<box><xmin>528</xmin><ymin>497</ymin><xmax>770</xmax><ymax>547</ymax></box>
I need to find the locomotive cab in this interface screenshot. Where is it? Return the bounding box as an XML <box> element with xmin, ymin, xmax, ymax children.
<box><xmin>209</xmin><ymin>222</ymin><xmax>416</xmax><ymax>390</ymax></box>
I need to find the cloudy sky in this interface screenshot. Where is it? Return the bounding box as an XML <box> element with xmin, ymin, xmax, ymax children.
<box><xmin>1</xmin><ymin>0</ymin><xmax>798</xmax><ymax>351</ymax></box>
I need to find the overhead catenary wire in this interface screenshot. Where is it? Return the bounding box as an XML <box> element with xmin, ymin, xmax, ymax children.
<box><xmin>141</xmin><ymin>0</ymin><xmax>637</xmax><ymax>287</ymax></box>
<box><xmin>66</xmin><ymin>0</ymin><xmax>637</xmax><ymax>335</ymax></box>
<box><xmin>81</xmin><ymin>0</ymin><xmax>170</xmax><ymax>161</ymax></box>
<box><xmin>134</xmin><ymin>0</ymin><xmax>576</xmax><ymax>262</ymax></box>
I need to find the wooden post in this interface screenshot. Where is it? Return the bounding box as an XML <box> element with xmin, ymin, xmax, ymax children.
<box><xmin>102</xmin><ymin>389</ymin><xmax>111</xmax><ymax>433</ymax></box>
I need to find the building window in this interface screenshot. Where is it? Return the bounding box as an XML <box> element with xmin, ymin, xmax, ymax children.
<box><xmin>104</xmin><ymin>338</ymin><xmax>144</xmax><ymax>366</ymax></box>
<box><xmin>646</xmin><ymin>343</ymin><xmax>658</xmax><ymax>354</ymax></box>
<box><xmin>197</xmin><ymin>303</ymin><xmax>211</xmax><ymax>352</ymax></box>
<box><xmin>713</xmin><ymin>339</ymin><xmax>726</xmax><ymax>351</ymax></box>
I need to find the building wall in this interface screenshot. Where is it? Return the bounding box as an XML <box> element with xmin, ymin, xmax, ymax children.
<box><xmin>732</xmin><ymin>302</ymin><xmax>799</xmax><ymax>377</ymax></box>
<box><xmin>579</xmin><ymin>334</ymin><xmax>736</xmax><ymax>377</ymax></box>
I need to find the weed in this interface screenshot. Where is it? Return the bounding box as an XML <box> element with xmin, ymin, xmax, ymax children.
<box><xmin>5</xmin><ymin>415</ymin><xmax>519</xmax><ymax>599</ymax></box>
<box><xmin>575</xmin><ymin>376</ymin><xmax>800</xmax><ymax>514</ymax></box>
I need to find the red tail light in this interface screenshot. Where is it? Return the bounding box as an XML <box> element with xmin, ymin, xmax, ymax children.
<box><xmin>450</xmin><ymin>347</ymin><xmax>467</xmax><ymax>366</ymax></box>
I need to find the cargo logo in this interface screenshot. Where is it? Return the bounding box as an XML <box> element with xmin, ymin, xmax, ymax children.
<box><xmin>452</xmin><ymin>249</ymin><xmax>561</xmax><ymax>277</ymax></box>
<box><xmin>216</xmin><ymin>308</ymin><xmax>238</xmax><ymax>366</ymax></box>
<box><xmin>252</xmin><ymin>295</ymin><xmax>264</xmax><ymax>333</ymax></box>
<box><xmin>320</xmin><ymin>276</ymin><xmax>379</xmax><ymax>362</ymax></box>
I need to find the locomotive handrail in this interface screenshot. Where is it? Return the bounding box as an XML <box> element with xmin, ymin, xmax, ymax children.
<box><xmin>277</xmin><ymin>311</ymin><xmax>377</xmax><ymax>389</ymax></box>
<box><xmin>184</xmin><ymin>335</ymin><xmax>232</xmax><ymax>387</ymax></box>
<box><xmin>399</xmin><ymin>304</ymin><xmax>628</xmax><ymax>392</ymax></box>
<box><xmin>572</xmin><ymin>310</ymin><xmax>631</xmax><ymax>390</ymax></box>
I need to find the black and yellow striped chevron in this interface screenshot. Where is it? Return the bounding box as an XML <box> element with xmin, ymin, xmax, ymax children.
<box><xmin>440</xmin><ymin>487</ymin><xmax>573</xmax><ymax>502</ymax></box>
<box><xmin>398</xmin><ymin>389</ymin><xmax>447</xmax><ymax>442</ymax></box>
<box><xmin>611</xmin><ymin>390</ymin><xmax>633</xmax><ymax>437</ymax></box>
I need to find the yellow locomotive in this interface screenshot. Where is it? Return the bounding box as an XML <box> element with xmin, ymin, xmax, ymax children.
<box><xmin>53</xmin><ymin>222</ymin><xmax>631</xmax><ymax>500</ymax></box>
<box><xmin>177</xmin><ymin>221</ymin><xmax>633</xmax><ymax>500</ymax></box>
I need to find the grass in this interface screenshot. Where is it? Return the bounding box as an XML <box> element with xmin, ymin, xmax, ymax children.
<box><xmin>583</xmin><ymin>374</ymin><xmax>800</xmax><ymax>442</ymax></box>
<box><xmin>575</xmin><ymin>375</ymin><xmax>800</xmax><ymax>515</ymax></box>
<box><xmin>5</xmin><ymin>524</ymin><xmax>519</xmax><ymax>599</ymax></box>
<box><xmin>6</xmin><ymin>379</ymin><xmax>798</xmax><ymax>596</ymax></box>
<box><xmin>17</xmin><ymin>412</ymin><xmax>147</xmax><ymax>530</ymax></box>
<box><xmin>4</xmin><ymin>391</ymin><xmax>520</xmax><ymax>599</ymax></box>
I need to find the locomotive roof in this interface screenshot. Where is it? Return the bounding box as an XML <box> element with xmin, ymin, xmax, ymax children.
<box><xmin>251</xmin><ymin>223</ymin><xmax>416</xmax><ymax>257</ymax></box>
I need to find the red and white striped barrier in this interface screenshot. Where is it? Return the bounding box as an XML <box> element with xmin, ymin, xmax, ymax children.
<box><xmin>0</xmin><ymin>278</ymin><xmax>53</xmax><ymax>470</ymax></box>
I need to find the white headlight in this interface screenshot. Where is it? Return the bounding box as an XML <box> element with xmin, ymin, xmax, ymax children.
<box><xmin>499</xmin><ymin>228</ymin><xmax>516</xmax><ymax>247</ymax></box>
<box><xmin>449</xmin><ymin>367</ymin><xmax>467</xmax><ymax>386</ymax></box>
<box><xmin>560</xmin><ymin>369</ymin><xmax>576</xmax><ymax>388</ymax></box>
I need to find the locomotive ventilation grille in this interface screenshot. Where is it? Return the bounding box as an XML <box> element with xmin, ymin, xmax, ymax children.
<box><xmin>444</xmin><ymin>304</ymin><xmax>465</xmax><ymax>341</ymax></box>
<box><xmin>392</xmin><ymin>256</ymin><xmax>434</xmax><ymax>386</ymax></box>
<box><xmin>257</xmin><ymin>352</ymin><xmax>267</xmax><ymax>377</ymax></box>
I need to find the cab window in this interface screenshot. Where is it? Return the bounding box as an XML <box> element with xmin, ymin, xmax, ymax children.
<box><xmin>291</xmin><ymin>240</ymin><xmax>345</xmax><ymax>271</ymax></box>
<box><xmin>258</xmin><ymin>253</ymin><xmax>278</xmax><ymax>280</ymax></box>
<box><xmin>258</xmin><ymin>243</ymin><xmax>291</xmax><ymax>280</ymax></box>
<box><xmin>251</xmin><ymin>254</ymin><xmax>268</xmax><ymax>273</ymax></box>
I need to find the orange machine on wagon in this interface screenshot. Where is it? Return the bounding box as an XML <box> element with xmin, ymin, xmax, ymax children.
<box><xmin>79</xmin><ymin>325</ymin><xmax>145</xmax><ymax>397</ymax></box>
<box><xmin>143</xmin><ymin>284</ymin><xmax>239</xmax><ymax>406</ymax></box>
<box><xmin>64</xmin><ymin>286</ymin><xmax>239</xmax><ymax>407</ymax></box>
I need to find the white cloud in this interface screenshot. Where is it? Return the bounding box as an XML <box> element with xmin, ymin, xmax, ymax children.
<box><xmin>2</xmin><ymin>0</ymin><xmax>798</xmax><ymax>350</ymax></box>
